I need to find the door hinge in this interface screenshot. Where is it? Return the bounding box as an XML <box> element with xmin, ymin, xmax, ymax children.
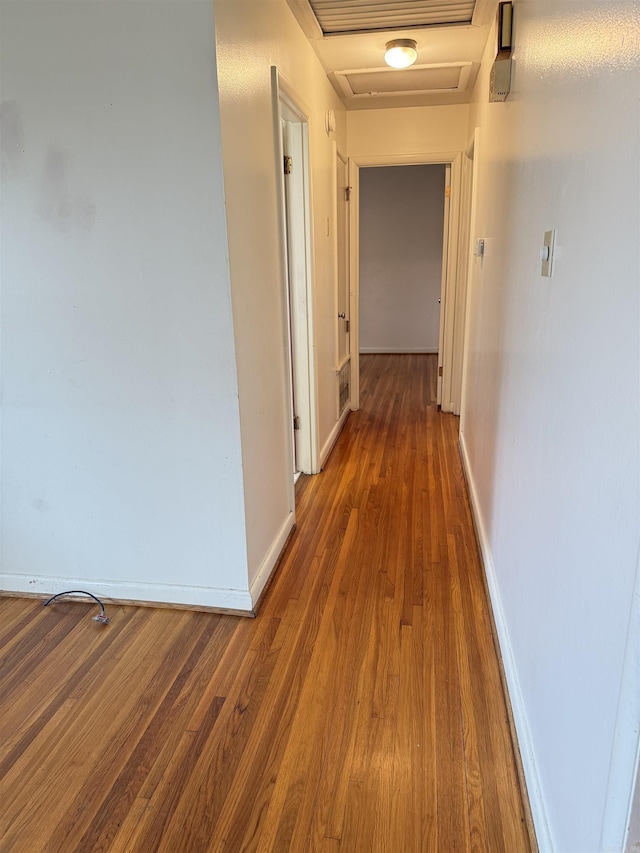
<box><xmin>293</xmin><ymin>415</ymin><xmax>300</xmax><ymax>430</ymax></box>
<box><xmin>345</xmin><ymin>319</ymin><xmax>350</xmax><ymax>333</ymax></box>
<box><xmin>445</xmin><ymin>186</ymin><xmax>451</xmax><ymax>198</ymax></box>
<box><xmin>345</xmin><ymin>186</ymin><xmax>351</xmax><ymax>202</ymax></box>
<box><xmin>438</xmin><ymin>365</ymin><xmax>443</xmax><ymax>377</ymax></box>
<box><xmin>284</xmin><ymin>155</ymin><xmax>292</xmax><ymax>175</ymax></box>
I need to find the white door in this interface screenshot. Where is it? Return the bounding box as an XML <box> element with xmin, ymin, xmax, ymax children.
<box><xmin>282</xmin><ymin>120</ymin><xmax>302</xmax><ymax>474</ymax></box>
<box><xmin>281</xmin><ymin>115</ymin><xmax>316</xmax><ymax>476</ymax></box>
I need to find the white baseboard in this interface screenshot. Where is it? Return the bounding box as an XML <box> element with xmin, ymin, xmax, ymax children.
<box><xmin>459</xmin><ymin>432</ymin><xmax>555</xmax><ymax>853</ymax></box>
<box><xmin>319</xmin><ymin>405</ymin><xmax>351</xmax><ymax>470</ymax></box>
<box><xmin>1</xmin><ymin>571</ymin><xmax>254</xmax><ymax>612</ymax></box>
<box><xmin>359</xmin><ymin>347</ymin><xmax>438</xmax><ymax>354</ymax></box>
<box><xmin>249</xmin><ymin>510</ymin><xmax>295</xmax><ymax>608</ymax></box>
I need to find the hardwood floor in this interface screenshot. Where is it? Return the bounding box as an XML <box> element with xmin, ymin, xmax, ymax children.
<box><xmin>0</xmin><ymin>354</ymin><xmax>532</xmax><ymax>852</ymax></box>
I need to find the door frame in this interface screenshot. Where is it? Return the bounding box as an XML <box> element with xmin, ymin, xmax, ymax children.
<box><xmin>271</xmin><ymin>67</ymin><xmax>318</xmax><ymax>492</ymax></box>
<box><xmin>349</xmin><ymin>151</ymin><xmax>463</xmax><ymax>412</ymax></box>
<box><xmin>451</xmin><ymin>135</ymin><xmax>476</xmax><ymax>416</ymax></box>
<box><xmin>333</xmin><ymin>143</ymin><xmax>351</xmax><ymax>414</ymax></box>
<box><xmin>460</xmin><ymin>129</ymin><xmax>481</xmax><ymax>435</ymax></box>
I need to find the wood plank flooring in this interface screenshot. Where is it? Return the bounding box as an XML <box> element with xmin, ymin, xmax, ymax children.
<box><xmin>0</xmin><ymin>354</ymin><xmax>532</xmax><ymax>852</ymax></box>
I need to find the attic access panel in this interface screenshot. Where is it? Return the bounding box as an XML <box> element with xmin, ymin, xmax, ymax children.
<box><xmin>308</xmin><ymin>0</ymin><xmax>476</xmax><ymax>34</ymax></box>
<box><xmin>334</xmin><ymin>63</ymin><xmax>472</xmax><ymax>99</ymax></box>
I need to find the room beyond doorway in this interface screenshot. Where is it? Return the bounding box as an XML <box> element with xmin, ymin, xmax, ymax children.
<box><xmin>359</xmin><ymin>163</ymin><xmax>447</xmax><ymax>359</ymax></box>
<box><xmin>348</xmin><ymin>151</ymin><xmax>466</xmax><ymax>415</ymax></box>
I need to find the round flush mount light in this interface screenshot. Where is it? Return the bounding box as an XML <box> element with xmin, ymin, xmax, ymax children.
<box><xmin>384</xmin><ymin>39</ymin><xmax>418</xmax><ymax>69</ymax></box>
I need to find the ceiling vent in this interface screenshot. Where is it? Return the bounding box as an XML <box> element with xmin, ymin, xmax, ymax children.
<box><xmin>307</xmin><ymin>0</ymin><xmax>476</xmax><ymax>34</ymax></box>
<box><xmin>334</xmin><ymin>62</ymin><xmax>472</xmax><ymax>99</ymax></box>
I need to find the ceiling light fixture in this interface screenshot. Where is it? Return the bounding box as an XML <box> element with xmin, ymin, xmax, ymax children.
<box><xmin>384</xmin><ymin>39</ymin><xmax>418</xmax><ymax>69</ymax></box>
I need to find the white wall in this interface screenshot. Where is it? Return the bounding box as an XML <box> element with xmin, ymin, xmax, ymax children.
<box><xmin>359</xmin><ymin>164</ymin><xmax>445</xmax><ymax>353</ymax></box>
<box><xmin>214</xmin><ymin>0</ymin><xmax>347</xmax><ymax>591</ymax></box>
<box><xmin>460</xmin><ymin>2</ymin><xmax>640</xmax><ymax>850</ymax></box>
<box><xmin>0</xmin><ymin>1</ymin><xmax>251</xmax><ymax>609</ymax></box>
<box><xmin>348</xmin><ymin>104</ymin><xmax>469</xmax><ymax>159</ymax></box>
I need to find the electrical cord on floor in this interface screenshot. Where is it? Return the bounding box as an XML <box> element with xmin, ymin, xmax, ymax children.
<box><xmin>43</xmin><ymin>590</ymin><xmax>110</xmax><ymax>624</ymax></box>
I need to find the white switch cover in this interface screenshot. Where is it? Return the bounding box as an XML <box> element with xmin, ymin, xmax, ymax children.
<box><xmin>541</xmin><ymin>229</ymin><xmax>556</xmax><ymax>277</ymax></box>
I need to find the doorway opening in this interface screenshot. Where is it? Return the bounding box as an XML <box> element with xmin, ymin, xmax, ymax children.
<box><xmin>349</xmin><ymin>152</ymin><xmax>469</xmax><ymax>416</ymax></box>
<box><xmin>272</xmin><ymin>68</ymin><xmax>318</xmax><ymax>496</ymax></box>
<box><xmin>358</xmin><ymin>163</ymin><xmax>447</xmax><ymax>402</ymax></box>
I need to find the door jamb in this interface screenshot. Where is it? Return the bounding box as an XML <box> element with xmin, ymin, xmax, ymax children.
<box><xmin>451</xmin><ymin>138</ymin><xmax>476</xmax><ymax>415</ymax></box>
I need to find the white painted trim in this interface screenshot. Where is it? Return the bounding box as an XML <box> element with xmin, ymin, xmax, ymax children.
<box><xmin>274</xmin><ymin>67</ymin><xmax>312</xmax><ymax>121</ymax></box>
<box><xmin>450</xmin><ymin>141</ymin><xmax>475</xmax><ymax>415</ymax></box>
<box><xmin>352</xmin><ymin>152</ymin><xmax>460</xmax><ymax>168</ymax></box>
<box><xmin>1</xmin><ymin>573</ymin><xmax>254</xmax><ymax>613</ymax></box>
<box><xmin>319</xmin><ymin>404</ymin><xmax>350</xmax><ymax>470</ymax></box>
<box><xmin>601</xmin><ymin>542</ymin><xmax>640</xmax><ymax>852</ymax></box>
<box><xmin>272</xmin><ymin>69</ymin><xmax>297</xmax><ymax>508</ymax></box>
<box><xmin>348</xmin><ymin>158</ymin><xmax>360</xmax><ymax>409</ymax></box>
<box><xmin>249</xmin><ymin>510</ymin><xmax>296</xmax><ymax>608</ymax></box>
<box><xmin>359</xmin><ymin>347</ymin><xmax>438</xmax><ymax>354</ymax></box>
<box><xmin>441</xmin><ymin>156</ymin><xmax>463</xmax><ymax>413</ymax></box>
<box><xmin>334</xmin><ymin>145</ymin><xmax>350</xmax><ymax>382</ymax></box>
<box><xmin>459</xmin><ymin>432</ymin><xmax>555</xmax><ymax>853</ymax></box>
<box><xmin>332</xmin><ymin>140</ymin><xmax>340</xmax><ymax>372</ymax></box>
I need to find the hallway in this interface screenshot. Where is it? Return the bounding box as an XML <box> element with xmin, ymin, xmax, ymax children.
<box><xmin>0</xmin><ymin>354</ymin><xmax>531</xmax><ymax>852</ymax></box>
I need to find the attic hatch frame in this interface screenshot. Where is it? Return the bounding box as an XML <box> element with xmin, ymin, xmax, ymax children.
<box><xmin>334</xmin><ymin>62</ymin><xmax>472</xmax><ymax>100</ymax></box>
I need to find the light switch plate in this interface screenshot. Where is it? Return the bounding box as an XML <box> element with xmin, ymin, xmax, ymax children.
<box><xmin>541</xmin><ymin>229</ymin><xmax>555</xmax><ymax>277</ymax></box>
